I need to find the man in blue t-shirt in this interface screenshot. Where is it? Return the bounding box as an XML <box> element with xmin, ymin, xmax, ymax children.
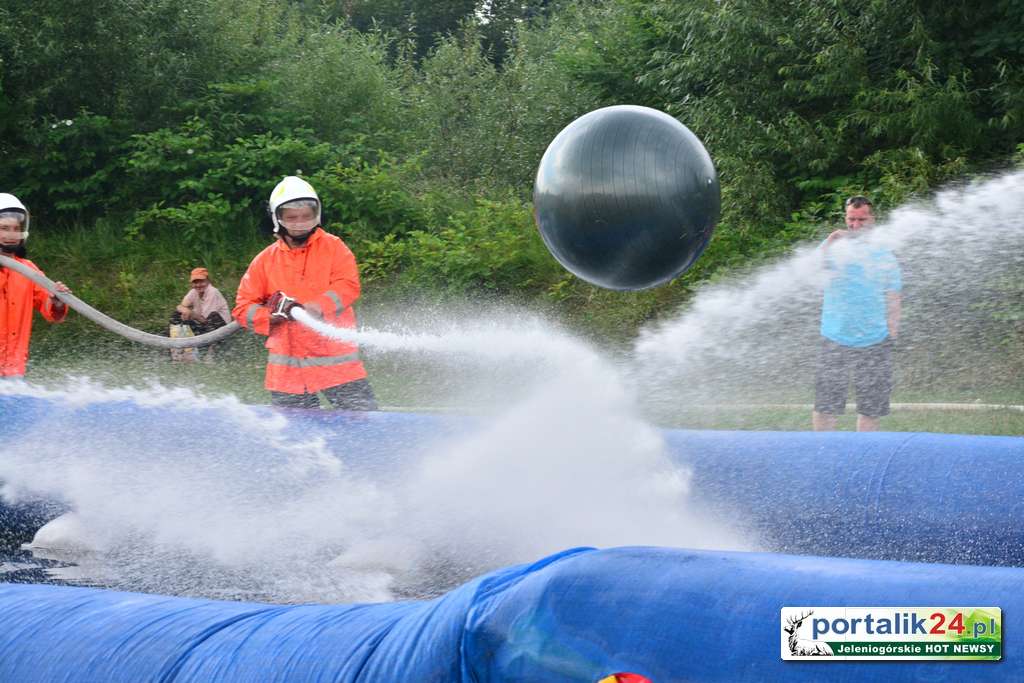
<box><xmin>813</xmin><ymin>196</ymin><xmax>902</xmax><ymax>432</ymax></box>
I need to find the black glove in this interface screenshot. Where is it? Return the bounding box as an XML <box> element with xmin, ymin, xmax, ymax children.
<box><xmin>267</xmin><ymin>291</ymin><xmax>303</xmax><ymax>322</ymax></box>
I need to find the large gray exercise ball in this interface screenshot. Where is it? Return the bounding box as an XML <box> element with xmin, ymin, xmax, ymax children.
<box><xmin>533</xmin><ymin>105</ymin><xmax>720</xmax><ymax>290</ymax></box>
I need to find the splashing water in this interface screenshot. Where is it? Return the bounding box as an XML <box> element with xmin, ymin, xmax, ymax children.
<box><xmin>0</xmin><ymin>364</ymin><xmax>748</xmax><ymax>602</ymax></box>
<box><xmin>632</xmin><ymin>171</ymin><xmax>1024</xmax><ymax>415</ymax></box>
<box><xmin>4</xmin><ymin>170</ymin><xmax>1023</xmax><ymax>603</ymax></box>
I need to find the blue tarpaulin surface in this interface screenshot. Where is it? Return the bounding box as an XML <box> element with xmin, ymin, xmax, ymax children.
<box><xmin>3</xmin><ymin>395</ymin><xmax>1022</xmax><ymax>564</ymax></box>
<box><xmin>2</xmin><ymin>394</ymin><xmax>1023</xmax><ymax>680</ymax></box>
<box><xmin>1</xmin><ymin>546</ymin><xmax>1022</xmax><ymax>682</ymax></box>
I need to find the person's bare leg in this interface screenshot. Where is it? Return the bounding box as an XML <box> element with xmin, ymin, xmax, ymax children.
<box><xmin>857</xmin><ymin>414</ymin><xmax>880</xmax><ymax>432</ymax></box>
<box><xmin>812</xmin><ymin>410</ymin><xmax>837</xmax><ymax>431</ymax></box>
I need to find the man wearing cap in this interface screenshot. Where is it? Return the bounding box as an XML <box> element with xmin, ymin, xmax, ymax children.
<box><xmin>172</xmin><ymin>267</ymin><xmax>231</xmax><ymax>336</ymax></box>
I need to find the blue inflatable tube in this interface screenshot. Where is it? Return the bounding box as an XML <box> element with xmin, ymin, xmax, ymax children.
<box><xmin>0</xmin><ymin>546</ymin><xmax>1019</xmax><ymax>682</ymax></box>
<box><xmin>665</xmin><ymin>429</ymin><xmax>1024</xmax><ymax>565</ymax></box>
<box><xmin>2</xmin><ymin>395</ymin><xmax>1022</xmax><ymax>565</ymax></box>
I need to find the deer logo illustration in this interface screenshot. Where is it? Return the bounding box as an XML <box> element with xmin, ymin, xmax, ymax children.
<box><xmin>784</xmin><ymin>611</ymin><xmax>834</xmax><ymax>656</ymax></box>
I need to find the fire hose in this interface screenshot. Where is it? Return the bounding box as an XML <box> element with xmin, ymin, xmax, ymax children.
<box><xmin>0</xmin><ymin>253</ymin><xmax>240</xmax><ymax>349</ymax></box>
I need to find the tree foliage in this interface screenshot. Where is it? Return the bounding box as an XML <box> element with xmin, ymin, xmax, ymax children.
<box><xmin>629</xmin><ymin>0</ymin><xmax>1024</xmax><ymax>226</ymax></box>
<box><xmin>314</xmin><ymin>0</ymin><xmax>477</xmax><ymax>57</ymax></box>
<box><xmin>1</xmin><ymin>0</ymin><xmax>1022</xmax><ymax>345</ymax></box>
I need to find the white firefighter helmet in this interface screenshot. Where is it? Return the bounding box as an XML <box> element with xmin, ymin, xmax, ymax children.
<box><xmin>0</xmin><ymin>192</ymin><xmax>30</xmax><ymax>239</ymax></box>
<box><xmin>268</xmin><ymin>176</ymin><xmax>321</xmax><ymax>235</ymax></box>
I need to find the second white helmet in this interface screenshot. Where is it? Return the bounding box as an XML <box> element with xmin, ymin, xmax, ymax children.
<box><xmin>0</xmin><ymin>192</ymin><xmax>30</xmax><ymax>240</ymax></box>
<box><xmin>268</xmin><ymin>176</ymin><xmax>321</xmax><ymax>235</ymax></box>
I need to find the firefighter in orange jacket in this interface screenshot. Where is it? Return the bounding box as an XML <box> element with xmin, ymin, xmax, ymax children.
<box><xmin>234</xmin><ymin>177</ymin><xmax>377</xmax><ymax>410</ymax></box>
<box><xmin>0</xmin><ymin>193</ymin><xmax>71</xmax><ymax>377</ymax></box>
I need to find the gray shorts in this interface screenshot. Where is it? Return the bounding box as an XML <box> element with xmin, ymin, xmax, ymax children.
<box><xmin>814</xmin><ymin>337</ymin><xmax>893</xmax><ymax>418</ymax></box>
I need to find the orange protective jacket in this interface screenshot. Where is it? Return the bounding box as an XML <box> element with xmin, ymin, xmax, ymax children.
<box><xmin>233</xmin><ymin>228</ymin><xmax>368</xmax><ymax>394</ymax></box>
<box><xmin>0</xmin><ymin>256</ymin><xmax>67</xmax><ymax>377</ymax></box>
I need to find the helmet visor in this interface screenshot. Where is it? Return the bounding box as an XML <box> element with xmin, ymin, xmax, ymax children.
<box><xmin>276</xmin><ymin>199</ymin><xmax>320</xmax><ymax>233</ymax></box>
<box><xmin>0</xmin><ymin>211</ymin><xmax>28</xmax><ymax>242</ymax></box>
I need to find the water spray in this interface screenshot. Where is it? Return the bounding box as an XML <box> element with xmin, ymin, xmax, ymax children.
<box><xmin>0</xmin><ymin>253</ymin><xmax>603</xmax><ymax>372</ymax></box>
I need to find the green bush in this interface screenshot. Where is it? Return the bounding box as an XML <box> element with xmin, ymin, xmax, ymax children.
<box><xmin>360</xmin><ymin>197</ymin><xmax>560</xmax><ymax>298</ymax></box>
<box><xmin>405</xmin><ymin>19</ymin><xmax>603</xmax><ymax>192</ymax></box>
<box><xmin>264</xmin><ymin>24</ymin><xmax>407</xmax><ymax>146</ymax></box>
<box><xmin>9</xmin><ymin>112</ymin><xmax>126</xmax><ymax>226</ymax></box>
<box><xmin>311</xmin><ymin>156</ymin><xmax>429</xmax><ymax>243</ymax></box>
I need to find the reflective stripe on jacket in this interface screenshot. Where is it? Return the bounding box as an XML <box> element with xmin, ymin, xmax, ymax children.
<box><xmin>0</xmin><ymin>256</ymin><xmax>67</xmax><ymax>376</ymax></box>
<box><xmin>233</xmin><ymin>228</ymin><xmax>368</xmax><ymax>394</ymax></box>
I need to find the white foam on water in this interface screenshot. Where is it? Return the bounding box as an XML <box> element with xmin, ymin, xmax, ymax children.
<box><xmin>0</xmin><ymin>348</ymin><xmax>749</xmax><ymax>603</ymax></box>
<box><xmin>1</xmin><ymin>379</ymin><xmax>391</xmax><ymax>602</ymax></box>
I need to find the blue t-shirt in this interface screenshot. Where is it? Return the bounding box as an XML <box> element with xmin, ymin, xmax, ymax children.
<box><xmin>820</xmin><ymin>242</ymin><xmax>902</xmax><ymax>347</ymax></box>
